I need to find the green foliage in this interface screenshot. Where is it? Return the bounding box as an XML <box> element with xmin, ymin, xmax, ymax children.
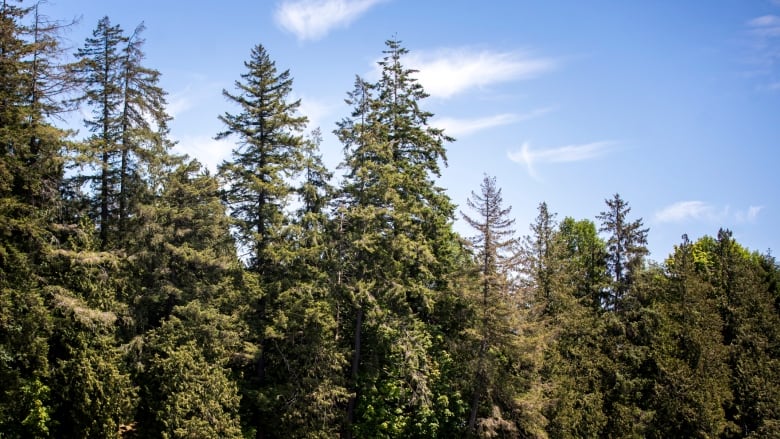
<box><xmin>460</xmin><ymin>175</ymin><xmax>529</xmax><ymax>435</ymax></box>
<box><xmin>639</xmin><ymin>235</ymin><xmax>731</xmax><ymax>437</ymax></box>
<box><xmin>129</xmin><ymin>158</ymin><xmax>241</xmax><ymax>330</ymax></box>
<box><xmin>72</xmin><ymin>16</ymin><xmax>171</xmax><ymax>249</ymax></box>
<box><xmin>335</xmin><ymin>38</ymin><xmax>463</xmax><ymax>437</ymax></box>
<box><xmin>134</xmin><ymin>302</ymin><xmax>244</xmax><ymax>438</ymax></box>
<box><xmin>556</xmin><ymin>217</ymin><xmax>609</xmax><ymax>309</ymax></box>
<box><xmin>47</xmin><ymin>302</ymin><xmax>134</xmax><ymax>438</ymax></box>
<box><xmin>597</xmin><ymin>193</ymin><xmax>649</xmax><ymax>310</ymax></box>
<box><xmin>217</xmin><ymin>42</ymin><xmax>307</xmax><ymax>271</ymax></box>
<box><xmin>2</xmin><ymin>7</ymin><xmax>780</xmax><ymax>436</ymax></box>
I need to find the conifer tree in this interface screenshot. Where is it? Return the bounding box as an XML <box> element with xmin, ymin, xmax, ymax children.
<box><xmin>261</xmin><ymin>128</ymin><xmax>349</xmax><ymax>437</ymax></box>
<box><xmin>335</xmin><ymin>39</ymin><xmax>461</xmax><ymax>436</ymax></box>
<box><xmin>217</xmin><ymin>43</ymin><xmax>307</xmax><ymax>271</ymax></box>
<box><xmin>644</xmin><ymin>234</ymin><xmax>732</xmax><ymax>437</ymax></box>
<box><xmin>0</xmin><ymin>3</ymin><xmax>72</xmax><ymax>434</ymax></box>
<box><xmin>73</xmin><ymin>17</ymin><xmax>170</xmax><ymax>249</ymax></box>
<box><xmin>216</xmin><ymin>42</ymin><xmax>311</xmax><ymax>437</ymax></box>
<box><xmin>134</xmin><ymin>301</ymin><xmax>245</xmax><ymax>438</ymax></box>
<box><xmin>597</xmin><ymin>193</ymin><xmax>649</xmax><ymax>310</ymax></box>
<box><xmin>705</xmin><ymin>230</ymin><xmax>780</xmax><ymax>437</ymax></box>
<box><xmin>555</xmin><ymin>217</ymin><xmax>609</xmax><ymax>309</ymax></box>
<box><xmin>521</xmin><ymin>202</ymin><xmax>572</xmax><ymax>316</ymax></box>
<box><xmin>129</xmin><ymin>158</ymin><xmax>241</xmax><ymax>330</ymax></box>
<box><xmin>541</xmin><ymin>219</ymin><xmax>609</xmax><ymax>438</ymax></box>
<box><xmin>460</xmin><ymin>175</ymin><xmax>527</xmax><ymax>436</ymax></box>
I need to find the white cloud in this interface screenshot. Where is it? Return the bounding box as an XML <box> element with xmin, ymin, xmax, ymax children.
<box><xmin>297</xmin><ymin>96</ymin><xmax>337</xmax><ymax>131</ymax></box>
<box><xmin>655</xmin><ymin>201</ymin><xmax>764</xmax><ymax>224</ymax></box>
<box><xmin>747</xmin><ymin>14</ymin><xmax>780</xmax><ymax>37</ymax></box>
<box><xmin>434</xmin><ymin>107</ymin><xmax>552</xmax><ymax>137</ymax></box>
<box><xmin>173</xmin><ymin>135</ymin><xmax>235</xmax><ymax>173</ymax></box>
<box><xmin>275</xmin><ymin>0</ymin><xmax>385</xmax><ymax>41</ymax></box>
<box><xmin>507</xmin><ymin>141</ymin><xmax>614</xmax><ymax>178</ymax></box>
<box><xmin>167</xmin><ymin>88</ymin><xmax>198</xmax><ymax>119</ymax></box>
<box><xmin>748</xmin><ymin>205</ymin><xmax>764</xmax><ymax>220</ymax></box>
<box><xmin>655</xmin><ymin>201</ymin><xmax>720</xmax><ymax>223</ymax></box>
<box><xmin>403</xmin><ymin>48</ymin><xmax>556</xmax><ymax>99</ymax></box>
<box><xmin>737</xmin><ymin>205</ymin><xmax>764</xmax><ymax>223</ymax></box>
<box><xmin>748</xmin><ymin>15</ymin><xmax>780</xmax><ymax>27</ymax></box>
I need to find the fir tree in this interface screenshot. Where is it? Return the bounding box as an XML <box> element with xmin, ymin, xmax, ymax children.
<box><xmin>335</xmin><ymin>38</ymin><xmax>460</xmax><ymax>437</ymax></box>
<box><xmin>72</xmin><ymin>17</ymin><xmax>170</xmax><ymax>249</ymax></box>
<box><xmin>216</xmin><ymin>42</ymin><xmax>310</xmax><ymax>437</ymax></box>
<box><xmin>216</xmin><ymin>43</ymin><xmax>307</xmax><ymax>271</ymax></box>
<box><xmin>0</xmin><ymin>3</ymin><xmax>72</xmax><ymax>434</ymax></box>
<box><xmin>597</xmin><ymin>193</ymin><xmax>649</xmax><ymax>310</ymax></box>
<box><xmin>460</xmin><ymin>175</ymin><xmax>525</xmax><ymax>435</ymax></box>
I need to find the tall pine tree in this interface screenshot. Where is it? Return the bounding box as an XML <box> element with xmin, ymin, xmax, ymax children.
<box><xmin>72</xmin><ymin>17</ymin><xmax>170</xmax><ymax>249</ymax></box>
<box><xmin>597</xmin><ymin>193</ymin><xmax>649</xmax><ymax>310</ymax></box>
<box><xmin>216</xmin><ymin>43</ymin><xmax>311</xmax><ymax>437</ymax></box>
<box><xmin>335</xmin><ymin>38</ymin><xmax>462</xmax><ymax>437</ymax></box>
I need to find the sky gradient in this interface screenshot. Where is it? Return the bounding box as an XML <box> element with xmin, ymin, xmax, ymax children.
<box><xmin>47</xmin><ymin>0</ymin><xmax>780</xmax><ymax>260</ymax></box>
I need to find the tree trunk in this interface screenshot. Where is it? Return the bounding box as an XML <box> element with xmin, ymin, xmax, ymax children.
<box><xmin>344</xmin><ymin>306</ymin><xmax>363</xmax><ymax>438</ymax></box>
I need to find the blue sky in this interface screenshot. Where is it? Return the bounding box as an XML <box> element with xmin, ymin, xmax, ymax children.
<box><xmin>46</xmin><ymin>0</ymin><xmax>780</xmax><ymax>260</ymax></box>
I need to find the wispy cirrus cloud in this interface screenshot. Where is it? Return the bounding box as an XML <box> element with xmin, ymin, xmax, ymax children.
<box><xmin>747</xmin><ymin>15</ymin><xmax>780</xmax><ymax>36</ymax></box>
<box><xmin>655</xmin><ymin>201</ymin><xmax>764</xmax><ymax>224</ymax></box>
<box><xmin>403</xmin><ymin>48</ymin><xmax>556</xmax><ymax>99</ymax></box>
<box><xmin>434</xmin><ymin>107</ymin><xmax>552</xmax><ymax>137</ymax></box>
<box><xmin>507</xmin><ymin>141</ymin><xmax>615</xmax><ymax>178</ymax></box>
<box><xmin>655</xmin><ymin>201</ymin><xmax>722</xmax><ymax>223</ymax></box>
<box><xmin>736</xmin><ymin>205</ymin><xmax>764</xmax><ymax>223</ymax></box>
<box><xmin>275</xmin><ymin>0</ymin><xmax>386</xmax><ymax>41</ymax></box>
<box><xmin>744</xmin><ymin>14</ymin><xmax>780</xmax><ymax>90</ymax></box>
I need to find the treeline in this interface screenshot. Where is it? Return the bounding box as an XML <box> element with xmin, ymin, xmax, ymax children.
<box><xmin>1</xmin><ymin>3</ymin><xmax>779</xmax><ymax>438</ymax></box>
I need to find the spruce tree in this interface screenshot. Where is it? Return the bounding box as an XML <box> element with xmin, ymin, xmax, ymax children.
<box><xmin>335</xmin><ymin>39</ymin><xmax>461</xmax><ymax>437</ymax></box>
<box><xmin>644</xmin><ymin>234</ymin><xmax>732</xmax><ymax>437</ymax></box>
<box><xmin>460</xmin><ymin>175</ymin><xmax>526</xmax><ymax>436</ymax></box>
<box><xmin>216</xmin><ymin>42</ymin><xmax>311</xmax><ymax>437</ymax></box>
<box><xmin>0</xmin><ymin>3</ymin><xmax>72</xmax><ymax>434</ymax></box>
<box><xmin>597</xmin><ymin>193</ymin><xmax>649</xmax><ymax>310</ymax></box>
<box><xmin>73</xmin><ymin>17</ymin><xmax>170</xmax><ymax>249</ymax></box>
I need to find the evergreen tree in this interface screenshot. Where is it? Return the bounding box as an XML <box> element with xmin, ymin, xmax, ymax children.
<box><xmin>71</xmin><ymin>16</ymin><xmax>124</xmax><ymax>248</ymax></box>
<box><xmin>134</xmin><ymin>301</ymin><xmax>245</xmax><ymax>438</ymax></box>
<box><xmin>705</xmin><ymin>230</ymin><xmax>780</xmax><ymax>437</ymax></box>
<box><xmin>644</xmin><ymin>234</ymin><xmax>732</xmax><ymax>437</ymax></box>
<box><xmin>335</xmin><ymin>38</ymin><xmax>461</xmax><ymax>437</ymax></box>
<box><xmin>47</xmin><ymin>301</ymin><xmax>134</xmax><ymax>438</ymax></box>
<box><xmin>72</xmin><ymin>17</ymin><xmax>170</xmax><ymax>249</ymax></box>
<box><xmin>259</xmin><ymin>128</ymin><xmax>349</xmax><ymax>437</ymax></box>
<box><xmin>216</xmin><ymin>42</ymin><xmax>311</xmax><ymax>437</ymax></box>
<box><xmin>461</xmin><ymin>175</ymin><xmax>531</xmax><ymax>436</ymax></box>
<box><xmin>555</xmin><ymin>217</ymin><xmax>609</xmax><ymax>310</ymax></box>
<box><xmin>216</xmin><ymin>42</ymin><xmax>307</xmax><ymax>271</ymax></box>
<box><xmin>129</xmin><ymin>158</ymin><xmax>242</xmax><ymax>330</ymax></box>
<box><xmin>0</xmin><ymin>3</ymin><xmax>72</xmax><ymax>435</ymax></box>
<box><xmin>597</xmin><ymin>193</ymin><xmax>649</xmax><ymax>310</ymax></box>
<box><xmin>521</xmin><ymin>202</ymin><xmax>572</xmax><ymax>317</ymax></box>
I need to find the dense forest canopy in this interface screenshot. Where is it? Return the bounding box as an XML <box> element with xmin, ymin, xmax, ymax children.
<box><xmin>1</xmin><ymin>2</ymin><xmax>779</xmax><ymax>438</ymax></box>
